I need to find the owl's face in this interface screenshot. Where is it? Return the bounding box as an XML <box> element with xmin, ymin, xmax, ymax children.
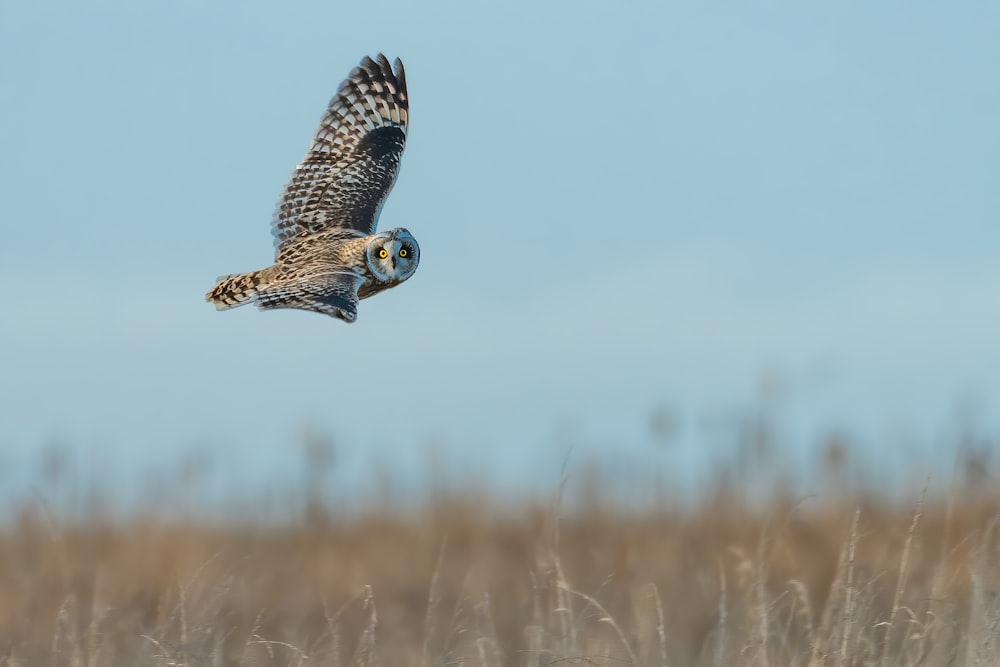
<box><xmin>365</xmin><ymin>228</ymin><xmax>420</xmax><ymax>283</ymax></box>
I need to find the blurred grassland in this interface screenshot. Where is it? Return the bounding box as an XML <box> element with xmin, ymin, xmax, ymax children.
<box><xmin>5</xmin><ymin>445</ymin><xmax>1000</xmax><ymax>667</ymax></box>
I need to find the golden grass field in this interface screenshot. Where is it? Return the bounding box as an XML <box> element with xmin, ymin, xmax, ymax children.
<box><xmin>5</xmin><ymin>453</ymin><xmax>1000</xmax><ymax>667</ymax></box>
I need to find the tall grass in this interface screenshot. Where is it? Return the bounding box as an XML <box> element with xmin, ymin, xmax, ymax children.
<box><xmin>4</xmin><ymin>474</ymin><xmax>1000</xmax><ymax>666</ymax></box>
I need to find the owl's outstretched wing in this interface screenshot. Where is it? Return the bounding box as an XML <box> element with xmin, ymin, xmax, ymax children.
<box><xmin>255</xmin><ymin>271</ymin><xmax>365</xmax><ymax>322</ymax></box>
<box><xmin>271</xmin><ymin>55</ymin><xmax>408</xmax><ymax>255</ymax></box>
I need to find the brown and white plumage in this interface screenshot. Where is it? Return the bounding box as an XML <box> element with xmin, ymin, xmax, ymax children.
<box><xmin>206</xmin><ymin>54</ymin><xmax>420</xmax><ymax>322</ymax></box>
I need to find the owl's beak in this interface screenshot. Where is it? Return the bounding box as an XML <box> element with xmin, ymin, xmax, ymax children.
<box><xmin>391</xmin><ymin>257</ymin><xmax>397</xmax><ymax>269</ymax></box>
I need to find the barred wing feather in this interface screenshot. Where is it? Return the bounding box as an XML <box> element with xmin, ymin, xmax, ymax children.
<box><xmin>271</xmin><ymin>55</ymin><xmax>408</xmax><ymax>253</ymax></box>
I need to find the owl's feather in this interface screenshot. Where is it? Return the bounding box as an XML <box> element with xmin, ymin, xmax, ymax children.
<box><xmin>207</xmin><ymin>268</ymin><xmax>364</xmax><ymax>322</ymax></box>
<box><xmin>206</xmin><ymin>268</ymin><xmax>276</xmax><ymax>310</ymax></box>
<box><xmin>271</xmin><ymin>54</ymin><xmax>408</xmax><ymax>251</ymax></box>
<box><xmin>255</xmin><ymin>271</ymin><xmax>365</xmax><ymax>322</ymax></box>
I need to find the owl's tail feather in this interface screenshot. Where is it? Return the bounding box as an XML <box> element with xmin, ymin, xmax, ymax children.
<box><xmin>206</xmin><ymin>268</ymin><xmax>271</xmax><ymax>310</ymax></box>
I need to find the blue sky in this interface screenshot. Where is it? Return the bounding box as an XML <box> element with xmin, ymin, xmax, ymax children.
<box><xmin>1</xmin><ymin>1</ymin><xmax>998</xmax><ymax>508</ymax></box>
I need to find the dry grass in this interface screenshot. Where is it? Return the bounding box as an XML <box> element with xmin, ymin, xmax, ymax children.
<box><xmin>4</xmin><ymin>475</ymin><xmax>1000</xmax><ymax>667</ymax></box>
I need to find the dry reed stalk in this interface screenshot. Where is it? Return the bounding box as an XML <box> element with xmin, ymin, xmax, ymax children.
<box><xmin>789</xmin><ymin>579</ymin><xmax>816</xmax><ymax>658</ymax></box>
<box><xmin>755</xmin><ymin>525</ymin><xmax>771</xmax><ymax>667</ymax></box>
<box><xmin>351</xmin><ymin>585</ymin><xmax>377</xmax><ymax>667</ymax></box>
<box><xmin>524</xmin><ymin>570</ymin><xmax>544</xmax><ymax>667</ymax></box>
<box><xmin>321</xmin><ymin>598</ymin><xmax>345</xmax><ymax>667</ymax></box>
<box><xmin>558</xmin><ymin>582</ymin><xmax>638</xmax><ymax>665</ymax></box>
<box><xmin>239</xmin><ymin>609</ymin><xmax>265</xmax><ymax>667</ymax></box>
<box><xmin>649</xmin><ymin>583</ymin><xmax>670</xmax><ymax>667</ymax></box>
<box><xmin>475</xmin><ymin>592</ymin><xmax>501</xmax><ymax>667</ymax></box>
<box><xmin>879</xmin><ymin>482</ymin><xmax>926</xmax><ymax>667</ymax></box>
<box><xmin>548</xmin><ymin>469</ymin><xmax>578</xmax><ymax>659</ymax></box>
<box><xmin>421</xmin><ymin>537</ymin><xmax>447</xmax><ymax>667</ymax></box>
<box><xmin>924</xmin><ymin>467</ymin><xmax>959</xmax><ymax>665</ymax></box>
<box><xmin>715</xmin><ymin>560</ymin><xmax>727</xmax><ymax>667</ymax></box>
<box><xmin>839</xmin><ymin>508</ymin><xmax>861</xmax><ymax>667</ymax></box>
<box><xmin>967</xmin><ymin>517</ymin><xmax>1000</xmax><ymax>667</ymax></box>
<box><xmin>248</xmin><ymin>639</ymin><xmax>309</xmax><ymax>666</ymax></box>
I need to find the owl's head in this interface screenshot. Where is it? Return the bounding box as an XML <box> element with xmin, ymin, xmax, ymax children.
<box><xmin>365</xmin><ymin>228</ymin><xmax>420</xmax><ymax>283</ymax></box>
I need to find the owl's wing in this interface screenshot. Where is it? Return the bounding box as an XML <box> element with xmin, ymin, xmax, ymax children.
<box><xmin>255</xmin><ymin>271</ymin><xmax>365</xmax><ymax>322</ymax></box>
<box><xmin>271</xmin><ymin>55</ymin><xmax>409</xmax><ymax>255</ymax></box>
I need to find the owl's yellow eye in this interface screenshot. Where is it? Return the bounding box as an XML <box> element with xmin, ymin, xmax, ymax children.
<box><xmin>378</xmin><ymin>248</ymin><xmax>388</xmax><ymax>259</ymax></box>
<box><xmin>399</xmin><ymin>248</ymin><xmax>408</xmax><ymax>258</ymax></box>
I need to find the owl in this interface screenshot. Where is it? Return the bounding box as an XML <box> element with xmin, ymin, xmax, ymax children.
<box><xmin>206</xmin><ymin>54</ymin><xmax>419</xmax><ymax>323</ymax></box>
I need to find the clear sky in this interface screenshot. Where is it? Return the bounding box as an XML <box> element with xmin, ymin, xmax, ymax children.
<box><xmin>1</xmin><ymin>1</ymin><xmax>998</xmax><ymax>509</ymax></box>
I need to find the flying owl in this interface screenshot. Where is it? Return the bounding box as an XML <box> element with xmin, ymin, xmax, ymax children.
<box><xmin>206</xmin><ymin>54</ymin><xmax>419</xmax><ymax>323</ymax></box>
